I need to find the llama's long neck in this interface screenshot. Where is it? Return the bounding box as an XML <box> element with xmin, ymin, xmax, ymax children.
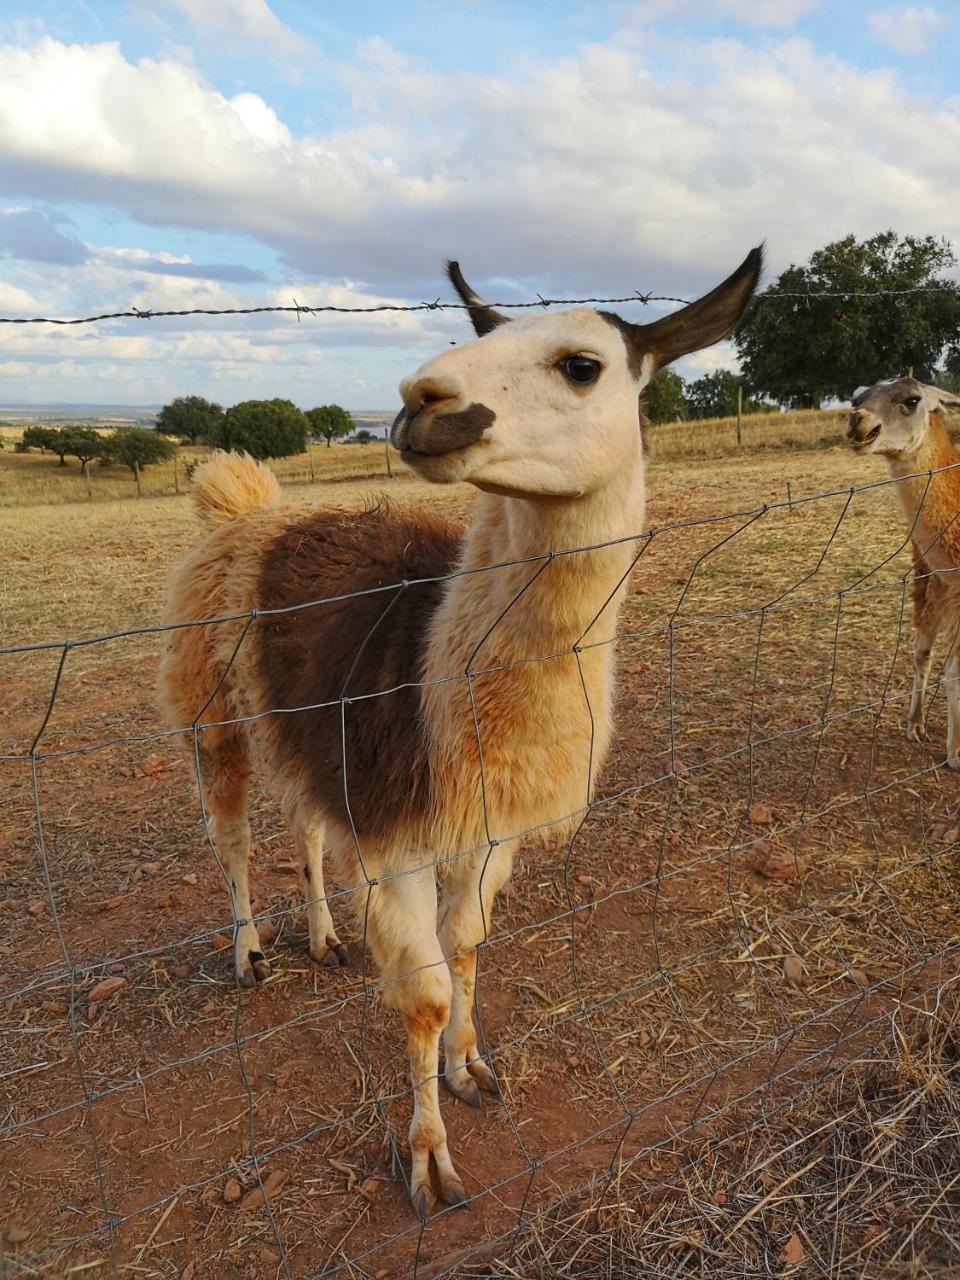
<box><xmin>450</xmin><ymin>443</ymin><xmax>645</xmax><ymax>662</ymax></box>
<box><xmin>422</xmin><ymin>440</ymin><xmax>646</xmax><ymax>842</ymax></box>
<box><xmin>886</xmin><ymin>412</ymin><xmax>960</xmax><ymax>566</ymax></box>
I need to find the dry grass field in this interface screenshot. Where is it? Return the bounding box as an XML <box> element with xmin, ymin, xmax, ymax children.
<box><xmin>0</xmin><ymin>432</ymin><xmax>395</xmax><ymax>508</ymax></box>
<box><xmin>0</xmin><ymin>408</ymin><xmax>848</xmax><ymax>509</ymax></box>
<box><xmin>2</xmin><ymin>430</ymin><xmax>960</xmax><ymax>1278</ymax></box>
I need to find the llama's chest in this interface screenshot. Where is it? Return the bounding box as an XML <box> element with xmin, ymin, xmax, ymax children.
<box><xmin>427</xmin><ymin>648</ymin><xmax>615</xmax><ymax>841</ymax></box>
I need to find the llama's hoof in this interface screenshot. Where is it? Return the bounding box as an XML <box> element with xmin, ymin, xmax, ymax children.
<box><xmin>444</xmin><ymin>1074</ymin><xmax>483</xmax><ymax>1108</ymax></box>
<box><xmin>238</xmin><ymin>950</ymin><xmax>272</xmax><ymax>987</ymax></box>
<box><xmin>312</xmin><ymin>938</ymin><xmax>350</xmax><ymax>968</ymax></box>
<box><xmin>444</xmin><ymin>1055</ymin><xmax>500</xmax><ymax>1107</ymax></box>
<box><xmin>410</xmin><ymin>1174</ymin><xmax>467</xmax><ymax>1221</ymax></box>
<box><xmin>411</xmin><ymin>1184</ymin><xmax>433</xmax><ymax>1222</ymax></box>
<box><xmin>907</xmin><ymin>721</ymin><xmax>926</xmax><ymax>744</ymax></box>
<box><xmin>468</xmin><ymin>1056</ymin><xmax>501</xmax><ymax>1098</ymax></box>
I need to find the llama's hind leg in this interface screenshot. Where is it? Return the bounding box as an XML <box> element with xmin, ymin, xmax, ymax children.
<box><xmin>286</xmin><ymin>806</ymin><xmax>349</xmax><ymax>967</ymax></box>
<box><xmin>945</xmin><ymin>652</ymin><xmax>960</xmax><ymax>771</ymax></box>
<box><xmin>908</xmin><ymin>622</ymin><xmax>939</xmax><ymax>743</ymax></box>
<box><xmin>437</xmin><ymin>845</ymin><xmax>514</xmax><ymax>1106</ymax></box>
<box><xmin>203</xmin><ymin>737</ymin><xmax>270</xmax><ymax>988</ymax></box>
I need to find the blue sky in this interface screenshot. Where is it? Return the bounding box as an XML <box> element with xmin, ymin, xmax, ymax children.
<box><xmin>0</xmin><ymin>0</ymin><xmax>958</xmax><ymax>407</ymax></box>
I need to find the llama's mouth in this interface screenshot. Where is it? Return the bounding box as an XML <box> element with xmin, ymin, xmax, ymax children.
<box><xmin>390</xmin><ymin>402</ymin><xmax>495</xmax><ymax>458</ymax></box>
<box><xmin>390</xmin><ymin>407</ymin><xmax>413</xmax><ymax>451</ymax></box>
<box><xmin>851</xmin><ymin>425</ymin><xmax>881</xmax><ymax>452</ymax></box>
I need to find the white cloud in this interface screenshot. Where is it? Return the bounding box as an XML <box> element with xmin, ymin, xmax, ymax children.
<box><xmin>4</xmin><ymin>34</ymin><xmax>960</xmax><ymax>308</ymax></box>
<box><xmin>624</xmin><ymin>0</ymin><xmax>820</xmax><ymax>27</ymax></box>
<box><xmin>2</xmin><ymin>31</ymin><xmax>960</xmax><ymax>403</ymax></box>
<box><xmin>154</xmin><ymin>0</ymin><xmax>311</xmax><ymax>62</ymax></box>
<box><xmin>0</xmin><ymin>244</ymin><xmax>452</xmax><ymax>404</ymax></box>
<box><xmin>0</xmin><ymin>280</ymin><xmax>42</xmax><ymax>312</ymax></box>
<box><xmin>867</xmin><ymin>6</ymin><xmax>951</xmax><ymax>56</ymax></box>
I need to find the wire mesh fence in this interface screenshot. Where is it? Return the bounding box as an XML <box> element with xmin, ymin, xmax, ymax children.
<box><xmin>4</xmin><ymin>443</ymin><xmax>960</xmax><ymax>1278</ymax></box>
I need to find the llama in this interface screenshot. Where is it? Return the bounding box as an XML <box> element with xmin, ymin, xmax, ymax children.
<box><xmin>847</xmin><ymin>377</ymin><xmax>960</xmax><ymax>765</ymax></box>
<box><xmin>159</xmin><ymin>248</ymin><xmax>762</xmax><ymax>1216</ymax></box>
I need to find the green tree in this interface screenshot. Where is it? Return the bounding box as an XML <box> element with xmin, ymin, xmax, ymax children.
<box><xmin>686</xmin><ymin>370</ymin><xmax>742</xmax><ymax>419</ymax></box>
<box><xmin>57</xmin><ymin>427</ymin><xmax>105</xmax><ymax>473</ymax></box>
<box><xmin>736</xmin><ymin>232</ymin><xmax>960</xmax><ymax>408</ymax></box>
<box><xmin>306</xmin><ymin>404</ymin><xmax>354</xmax><ymax>448</ymax></box>
<box><xmin>21</xmin><ymin>425</ymin><xmax>59</xmax><ymax>453</ymax></box>
<box><xmin>156</xmin><ymin>395</ymin><xmax>224</xmax><ymax>444</ymax></box>
<box><xmin>354</xmin><ymin>428</ymin><xmax>374</xmax><ymax>445</ymax></box>
<box><xmin>643</xmin><ymin>370</ymin><xmax>687</xmax><ymax>423</ymax></box>
<box><xmin>101</xmin><ymin>427</ymin><xmax>176</xmax><ymax>473</ymax></box>
<box><xmin>215</xmin><ymin>399</ymin><xmax>308</xmax><ymax>460</ymax></box>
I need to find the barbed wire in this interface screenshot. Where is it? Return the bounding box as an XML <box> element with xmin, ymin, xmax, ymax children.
<box><xmin>0</xmin><ymin>281</ymin><xmax>955</xmax><ymax>326</ymax></box>
<box><xmin>5</xmin><ymin>456</ymin><xmax>960</xmax><ymax>1278</ymax></box>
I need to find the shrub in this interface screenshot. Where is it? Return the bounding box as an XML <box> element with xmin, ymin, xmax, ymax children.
<box><xmin>215</xmin><ymin>399</ymin><xmax>308</xmax><ymax>460</ymax></box>
<box><xmin>156</xmin><ymin>396</ymin><xmax>224</xmax><ymax>444</ymax></box>
<box><xmin>100</xmin><ymin>427</ymin><xmax>176</xmax><ymax>473</ymax></box>
<box><xmin>306</xmin><ymin>404</ymin><xmax>353</xmax><ymax>447</ymax></box>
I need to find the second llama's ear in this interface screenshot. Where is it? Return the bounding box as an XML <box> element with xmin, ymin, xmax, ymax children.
<box><xmin>446</xmin><ymin>261</ymin><xmax>510</xmax><ymax>337</ymax></box>
<box><xmin>624</xmin><ymin>246</ymin><xmax>763</xmax><ymax>373</ymax></box>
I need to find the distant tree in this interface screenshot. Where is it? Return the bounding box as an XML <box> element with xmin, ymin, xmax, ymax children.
<box><xmin>942</xmin><ymin>351</ymin><xmax>960</xmax><ymax>391</ymax></box>
<box><xmin>21</xmin><ymin>425</ymin><xmax>59</xmax><ymax>453</ymax></box>
<box><xmin>306</xmin><ymin>404</ymin><xmax>353</xmax><ymax>448</ymax></box>
<box><xmin>736</xmin><ymin>232</ymin><xmax>960</xmax><ymax>408</ymax></box>
<box><xmin>58</xmin><ymin>427</ymin><xmax>105</xmax><ymax>473</ymax></box>
<box><xmin>353</xmin><ymin>428</ymin><xmax>374</xmax><ymax>446</ymax></box>
<box><xmin>101</xmin><ymin>427</ymin><xmax>176</xmax><ymax>473</ymax></box>
<box><xmin>686</xmin><ymin>370</ymin><xmax>742</xmax><ymax>419</ymax></box>
<box><xmin>215</xmin><ymin>398</ymin><xmax>308</xmax><ymax>460</ymax></box>
<box><xmin>643</xmin><ymin>370</ymin><xmax>688</xmax><ymax>423</ymax></box>
<box><xmin>155</xmin><ymin>395</ymin><xmax>224</xmax><ymax>444</ymax></box>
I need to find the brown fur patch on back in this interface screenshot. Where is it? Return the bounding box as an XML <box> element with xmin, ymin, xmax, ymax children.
<box><xmin>256</xmin><ymin>501</ymin><xmax>463</xmax><ymax>839</ymax></box>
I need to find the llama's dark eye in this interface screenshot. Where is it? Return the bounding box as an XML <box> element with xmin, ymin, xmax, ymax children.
<box><xmin>904</xmin><ymin>396</ymin><xmax>921</xmax><ymax>411</ymax></box>
<box><xmin>561</xmin><ymin>355</ymin><xmax>602</xmax><ymax>386</ymax></box>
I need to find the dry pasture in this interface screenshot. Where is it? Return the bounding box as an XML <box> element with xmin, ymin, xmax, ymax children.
<box><xmin>0</xmin><ymin>407</ymin><xmax>847</xmax><ymax>509</ymax></box>
<box><xmin>2</xmin><ymin>438</ymin><xmax>960</xmax><ymax>1278</ymax></box>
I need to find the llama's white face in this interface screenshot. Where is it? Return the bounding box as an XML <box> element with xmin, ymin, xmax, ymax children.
<box><xmin>392</xmin><ymin>250</ymin><xmax>763</xmax><ymax>498</ymax></box>
<box><xmin>847</xmin><ymin>378</ymin><xmax>960</xmax><ymax>458</ymax></box>
<box><xmin>394</xmin><ymin>309</ymin><xmax>651</xmax><ymax>497</ymax></box>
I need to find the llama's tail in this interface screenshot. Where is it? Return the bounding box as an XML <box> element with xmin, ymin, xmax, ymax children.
<box><xmin>191</xmin><ymin>450</ymin><xmax>282</xmax><ymax>526</ymax></box>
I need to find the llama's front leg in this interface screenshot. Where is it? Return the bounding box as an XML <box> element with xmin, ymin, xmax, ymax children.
<box><xmin>286</xmin><ymin>806</ymin><xmax>349</xmax><ymax>967</ymax></box>
<box><xmin>907</xmin><ymin>626</ymin><xmax>937</xmax><ymax>743</ymax></box>
<box><xmin>946</xmin><ymin>653</ymin><xmax>960</xmax><ymax>770</ymax></box>
<box><xmin>437</xmin><ymin>845</ymin><xmax>513</xmax><ymax>1107</ymax></box>
<box><xmin>360</xmin><ymin>865</ymin><xmax>463</xmax><ymax>1218</ymax></box>
<box><xmin>206</xmin><ymin>745</ymin><xmax>269</xmax><ymax>988</ymax></box>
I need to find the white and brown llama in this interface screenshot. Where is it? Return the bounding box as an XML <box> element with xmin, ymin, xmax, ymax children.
<box><xmin>159</xmin><ymin>248</ymin><xmax>762</xmax><ymax>1217</ymax></box>
<box><xmin>848</xmin><ymin>377</ymin><xmax>960</xmax><ymax>765</ymax></box>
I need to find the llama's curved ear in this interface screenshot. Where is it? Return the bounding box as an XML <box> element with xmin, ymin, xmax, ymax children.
<box><xmin>446</xmin><ymin>261</ymin><xmax>510</xmax><ymax>337</ymax></box>
<box><xmin>936</xmin><ymin>387</ymin><xmax>960</xmax><ymax>408</ymax></box>
<box><xmin>628</xmin><ymin>246</ymin><xmax>764</xmax><ymax>373</ymax></box>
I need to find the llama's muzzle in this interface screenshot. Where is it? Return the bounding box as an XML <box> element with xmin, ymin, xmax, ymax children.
<box><xmin>390</xmin><ymin>402</ymin><xmax>496</xmax><ymax>457</ymax></box>
<box><xmin>847</xmin><ymin>410</ymin><xmax>881</xmax><ymax>449</ymax></box>
<box><xmin>390</xmin><ymin>407</ymin><xmax>411</xmax><ymax>451</ymax></box>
